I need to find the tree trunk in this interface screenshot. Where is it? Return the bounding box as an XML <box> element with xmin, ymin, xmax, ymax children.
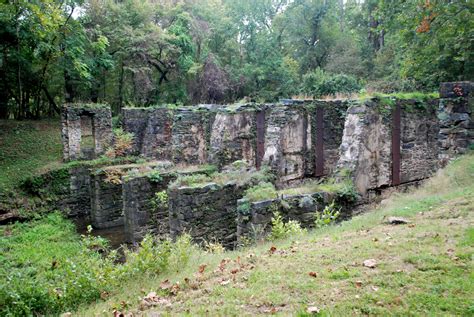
<box><xmin>118</xmin><ymin>61</ymin><xmax>124</xmax><ymax>112</ymax></box>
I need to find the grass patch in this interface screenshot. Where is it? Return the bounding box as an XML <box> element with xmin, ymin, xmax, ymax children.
<box><xmin>169</xmin><ymin>166</ymin><xmax>273</xmax><ymax>189</ymax></box>
<box><xmin>244</xmin><ymin>182</ymin><xmax>278</xmax><ymax>202</ymax></box>
<box><xmin>75</xmin><ymin>152</ymin><xmax>473</xmax><ymax>316</ymax></box>
<box><xmin>0</xmin><ymin>213</ymin><xmax>195</xmax><ymax>316</ymax></box>
<box><xmin>0</xmin><ymin>119</ymin><xmax>62</xmax><ymax>191</ymax></box>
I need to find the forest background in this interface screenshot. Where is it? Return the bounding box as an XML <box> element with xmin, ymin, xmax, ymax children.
<box><xmin>0</xmin><ymin>0</ymin><xmax>472</xmax><ymax>119</ymax></box>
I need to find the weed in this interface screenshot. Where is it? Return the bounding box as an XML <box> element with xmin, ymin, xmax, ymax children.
<box><xmin>148</xmin><ymin>170</ymin><xmax>163</xmax><ymax>183</ymax></box>
<box><xmin>105</xmin><ymin>128</ymin><xmax>134</xmax><ymax>158</ymax></box>
<box><xmin>314</xmin><ymin>201</ymin><xmax>340</xmax><ymax>228</ymax></box>
<box><xmin>203</xmin><ymin>239</ymin><xmax>225</xmax><ymax>254</ymax></box>
<box><xmin>269</xmin><ymin>211</ymin><xmax>306</xmax><ymax>241</ymax></box>
<box><xmin>244</xmin><ymin>182</ymin><xmax>278</xmax><ymax>202</ymax></box>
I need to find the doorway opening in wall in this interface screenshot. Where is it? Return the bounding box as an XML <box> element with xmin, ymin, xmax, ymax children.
<box><xmin>80</xmin><ymin>115</ymin><xmax>95</xmax><ymax>159</ymax></box>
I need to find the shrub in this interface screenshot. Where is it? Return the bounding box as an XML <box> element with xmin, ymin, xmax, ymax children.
<box><xmin>169</xmin><ymin>174</ymin><xmax>213</xmax><ymax>188</ymax></box>
<box><xmin>301</xmin><ymin>68</ymin><xmax>361</xmax><ymax>97</ymax></box>
<box><xmin>148</xmin><ymin>170</ymin><xmax>163</xmax><ymax>183</ymax></box>
<box><xmin>269</xmin><ymin>211</ymin><xmax>306</xmax><ymax>241</ymax></box>
<box><xmin>105</xmin><ymin>128</ymin><xmax>134</xmax><ymax>158</ymax></box>
<box><xmin>314</xmin><ymin>202</ymin><xmax>340</xmax><ymax>228</ymax></box>
<box><xmin>244</xmin><ymin>182</ymin><xmax>278</xmax><ymax>202</ymax></box>
<box><xmin>203</xmin><ymin>239</ymin><xmax>225</xmax><ymax>254</ymax></box>
<box><xmin>0</xmin><ymin>215</ymin><xmax>194</xmax><ymax>316</ymax></box>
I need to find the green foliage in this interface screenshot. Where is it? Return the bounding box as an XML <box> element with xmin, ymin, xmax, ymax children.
<box><xmin>0</xmin><ymin>120</ymin><xmax>62</xmax><ymax>191</ymax></box>
<box><xmin>148</xmin><ymin>170</ymin><xmax>163</xmax><ymax>183</ymax></box>
<box><xmin>302</xmin><ymin>68</ymin><xmax>361</xmax><ymax>97</ymax></box>
<box><xmin>237</xmin><ymin>198</ymin><xmax>251</xmax><ymax>215</ymax></box>
<box><xmin>169</xmin><ymin>174</ymin><xmax>213</xmax><ymax>189</ymax></box>
<box><xmin>244</xmin><ymin>182</ymin><xmax>278</xmax><ymax>202</ymax></box>
<box><xmin>151</xmin><ymin>190</ymin><xmax>168</xmax><ymax>211</ymax></box>
<box><xmin>314</xmin><ymin>201</ymin><xmax>340</xmax><ymax>228</ymax></box>
<box><xmin>106</xmin><ymin>128</ymin><xmax>134</xmax><ymax>158</ymax></box>
<box><xmin>269</xmin><ymin>211</ymin><xmax>306</xmax><ymax>241</ymax></box>
<box><xmin>0</xmin><ymin>214</ymin><xmax>194</xmax><ymax>316</ymax></box>
<box><xmin>2</xmin><ymin>0</ymin><xmax>469</xmax><ymax>117</ymax></box>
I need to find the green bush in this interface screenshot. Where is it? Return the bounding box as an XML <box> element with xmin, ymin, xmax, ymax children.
<box><xmin>314</xmin><ymin>201</ymin><xmax>340</xmax><ymax>228</ymax></box>
<box><xmin>0</xmin><ymin>214</ymin><xmax>194</xmax><ymax>316</ymax></box>
<box><xmin>169</xmin><ymin>174</ymin><xmax>213</xmax><ymax>188</ymax></box>
<box><xmin>301</xmin><ymin>68</ymin><xmax>361</xmax><ymax>97</ymax></box>
<box><xmin>269</xmin><ymin>211</ymin><xmax>306</xmax><ymax>241</ymax></box>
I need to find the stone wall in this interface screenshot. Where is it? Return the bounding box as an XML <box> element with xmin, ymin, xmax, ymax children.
<box><xmin>121</xmin><ymin>101</ymin><xmax>348</xmax><ymax>184</ymax></box>
<box><xmin>122</xmin><ymin>165</ymin><xmax>215</xmax><ymax>243</ymax></box>
<box><xmin>400</xmin><ymin>100</ymin><xmax>439</xmax><ymax>183</ymax></box>
<box><xmin>61</xmin><ymin>104</ymin><xmax>113</xmax><ymax>161</ymax></box>
<box><xmin>209</xmin><ymin>107</ymin><xmax>258</xmax><ymax>168</ymax></box>
<box><xmin>168</xmin><ymin>183</ymin><xmax>244</xmax><ymax>248</ymax></box>
<box><xmin>262</xmin><ymin>104</ymin><xmax>309</xmax><ymax>183</ymax></box>
<box><xmin>122</xmin><ymin>172</ymin><xmax>177</xmax><ymax>243</ymax></box>
<box><xmin>90</xmin><ymin>171</ymin><xmax>123</xmax><ymax>229</ymax></box>
<box><xmin>171</xmin><ymin>108</ymin><xmax>216</xmax><ymax>164</ymax></box>
<box><xmin>236</xmin><ymin>191</ymin><xmax>338</xmax><ymax>245</ymax></box>
<box><xmin>336</xmin><ymin>97</ymin><xmax>440</xmax><ymax>195</ymax></box>
<box><xmin>438</xmin><ymin>82</ymin><xmax>474</xmax><ymax>165</ymax></box>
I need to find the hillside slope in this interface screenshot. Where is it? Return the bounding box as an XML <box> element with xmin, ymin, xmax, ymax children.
<box><xmin>77</xmin><ymin>153</ymin><xmax>474</xmax><ymax>316</ymax></box>
<box><xmin>0</xmin><ymin>120</ymin><xmax>62</xmax><ymax>191</ymax></box>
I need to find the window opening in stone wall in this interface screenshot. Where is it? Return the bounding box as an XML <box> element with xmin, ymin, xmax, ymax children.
<box><xmin>80</xmin><ymin>115</ymin><xmax>95</xmax><ymax>159</ymax></box>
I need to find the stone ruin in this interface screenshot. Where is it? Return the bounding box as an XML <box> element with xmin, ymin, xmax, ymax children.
<box><xmin>61</xmin><ymin>104</ymin><xmax>113</xmax><ymax>161</ymax></box>
<box><xmin>52</xmin><ymin>82</ymin><xmax>473</xmax><ymax>248</ymax></box>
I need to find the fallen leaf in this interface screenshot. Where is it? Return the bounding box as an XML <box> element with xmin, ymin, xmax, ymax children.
<box><xmin>371</xmin><ymin>285</ymin><xmax>379</xmax><ymax>292</ymax></box>
<box><xmin>307</xmin><ymin>306</ymin><xmax>320</xmax><ymax>314</ymax></box>
<box><xmin>269</xmin><ymin>246</ymin><xmax>277</xmax><ymax>254</ymax></box>
<box><xmin>198</xmin><ymin>264</ymin><xmax>207</xmax><ymax>274</ymax></box>
<box><xmin>308</xmin><ymin>272</ymin><xmax>318</xmax><ymax>278</ymax></box>
<box><xmin>355</xmin><ymin>281</ymin><xmax>362</xmax><ymax>288</ymax></box>
<box><xmin>113</xmin><ymin>310</ymin><xmax>124</xmax><ymax>317</ymax></box>
<box><xmin>363</xmin><ymin>259</ymin><xmax>377</xmax><ymax>268</ymax></box>
<box><xmin>231</xmin><ymin>268</ymin><xmax>239</xmax><ymax>274</ymax></box>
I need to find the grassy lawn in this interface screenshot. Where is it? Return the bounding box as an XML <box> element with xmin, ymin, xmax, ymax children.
<box><xmin>0</xmin><ymin>119</ymin><xmax>62</xmax><ymax>191</ymax></box>
<box><xmin>75</xmin><ymin>153</ymin><xmax>474</xmax><ymax>316</ymax></box>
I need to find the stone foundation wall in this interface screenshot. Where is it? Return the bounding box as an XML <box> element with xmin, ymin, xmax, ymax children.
<box><xmin>90</xmin><ymin>172</ymin><xmax>124</xmax><ymax>229</ymax></box>
<box><xmin>59</xmin><ymin>167</ymin><xmax>92</xmax><ymax>217</ymax></box>
<box><xmin>122</xmin><ymin>173</ymin><xmax>176</xmax><ymax>243</ymax></box>
<box><xmin>438</xmin><ymin>82</ymin><xmax>473</xmax><ymax>165</ymax></box>
<box><xmin>168</xmin><ymin>183</ymin><xmax>244</xmax><ymax>248</ymax></box>
<box><xmin>263</xmin><ymin>105</ymin><xmax>308</xmax><ymax>183</ymax></box>
<box><xmin>171</xmin><ymin>108</ymin><xmax>216</xmax><ymax>164</ymax></box>
<box><xmin>209</xmin><ymin>108</ymin><xmax>258</xmax><ymax>168</ymax></box>
<box><xmin>121</xmin><ymin>101</ymin><xmax>348</xmax><ymax>183</ymax></box>
<box><xmin>337</xmin><ymin>97</ymin><xmax>442</xmax><ymax>195</ymax></box>
<box><xmin>236</xmin><ymin>191</ymin><xmax>339</xmax><ymax>245</ymax></box>
<box><xmin>400</xmin><ymin>100</ymin><xmax>439</xmax><ymax>183</ymax></box>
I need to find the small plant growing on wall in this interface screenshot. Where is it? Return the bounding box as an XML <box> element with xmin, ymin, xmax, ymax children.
<box><xmin>151</xmin><ymin>191</ymin><xmax>168</xmax><ymax>211</ymax></box>
<box><xmin>105</xmin><ymin>128</ymin><xmax>134</xmax><ymax>158</ymax></box>
<box><xmin>269</xmin><ymin>210</ymin><xmax>306</xmax><ymax>241</ymax></box>
<box><xmin>148</xmin><ymin>170</ymin><xmax>163</xmax><ymax>183</ymax></box>
<box><xmin>314</xmin><ymin>201</ymin><xmax>340</xmax><ymax>228</ymax></box>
